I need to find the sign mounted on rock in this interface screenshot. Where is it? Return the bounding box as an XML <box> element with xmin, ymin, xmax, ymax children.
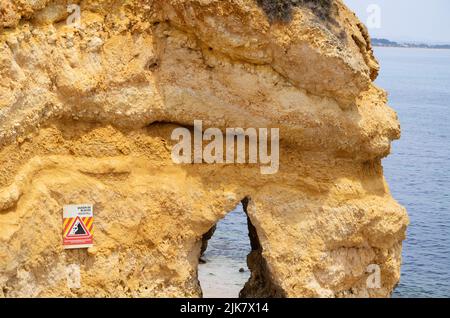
<box><xmin>63</xmin><ymin>204</ymin><xmax>94</xmax><ymax>249</ymax></box>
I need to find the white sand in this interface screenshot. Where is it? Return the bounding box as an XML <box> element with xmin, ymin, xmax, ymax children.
<box><xmin>198</xmin><ymin>255</ymin><xmax>250</xmax><ymax>298</ymax></box>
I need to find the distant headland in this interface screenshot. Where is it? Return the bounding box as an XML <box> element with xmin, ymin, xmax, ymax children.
<box><xmin>372</xmin><ymin>38</ymin><xmax>450</xmax><ymax>49</ymax></box>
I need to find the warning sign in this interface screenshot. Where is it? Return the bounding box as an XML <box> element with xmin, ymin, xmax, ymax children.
<box><xmin>63</xmin><ymin>204</ymin><xmax>93</xmax><ymax>249</ymax></box>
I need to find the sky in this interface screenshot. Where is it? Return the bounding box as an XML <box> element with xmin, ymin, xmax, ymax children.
<box><xmin>343</xmin><ymin>0</ymin><xmax>450</xmax><ymax>44</ymax></box>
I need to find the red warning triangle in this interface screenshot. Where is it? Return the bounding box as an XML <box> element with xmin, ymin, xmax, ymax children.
<box><xmin>67</xmin><ymin>216</ymin><xmax>91</xmax><ymax>238</ymax></box>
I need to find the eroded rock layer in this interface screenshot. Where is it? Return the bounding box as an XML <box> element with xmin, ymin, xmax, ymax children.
<box><xmin>0</xmin><ymin>0</ymin><xmax>408</xmax><ymax>297</ymax></box>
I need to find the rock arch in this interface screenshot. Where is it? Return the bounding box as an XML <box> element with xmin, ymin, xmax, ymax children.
<box><xmin>0</xmin><ymin>0</ymin><xmax>408</xmax><ymax>297</ymax></box>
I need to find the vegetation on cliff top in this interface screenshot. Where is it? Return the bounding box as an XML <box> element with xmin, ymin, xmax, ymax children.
<box><xmin>256</xmin><ymin>0</ymin><xmax>332</xmax><ymax>22</ymax></box>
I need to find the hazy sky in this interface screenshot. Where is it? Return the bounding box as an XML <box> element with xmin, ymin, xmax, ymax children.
<box><xmin>343</xmin><ymin>0</ymin><xmax>450</xmax><ymax>43</ymax></box>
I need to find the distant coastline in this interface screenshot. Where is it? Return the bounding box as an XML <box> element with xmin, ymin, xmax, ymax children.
<box><xmin>372</xmin><ymin>38</ymin><xmax>450</xmax><ymax>50</ymax></box>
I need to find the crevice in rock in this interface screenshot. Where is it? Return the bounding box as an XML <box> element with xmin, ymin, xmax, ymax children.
<box><xmin>239</xmin><ymin>197</ymin><xmax>286</xmax><ymax>298</ymax></box>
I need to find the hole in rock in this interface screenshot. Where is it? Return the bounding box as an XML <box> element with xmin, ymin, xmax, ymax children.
<box><xmin>198</xmin><ymin>201</ymin><xmax>251</xmax><ymax>298</ymax></box>
<box><xmin>198</xmin><ymin>198</ymin><xmax>285</xmax><ymax>298</ymax></box>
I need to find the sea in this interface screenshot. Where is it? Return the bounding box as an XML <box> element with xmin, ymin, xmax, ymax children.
<box><xmin>198</xmin><ymin>47</ymin><xmax>450</xmax><ymax>298</ymax></box>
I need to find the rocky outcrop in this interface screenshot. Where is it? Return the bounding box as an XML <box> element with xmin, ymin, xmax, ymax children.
<box><xmin>0</xmin><ymin>0</ymin><xmax>408</xmax><ymax>297</ymax></box>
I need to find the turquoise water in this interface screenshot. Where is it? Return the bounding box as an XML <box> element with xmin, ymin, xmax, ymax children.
<box><xmin>376</xmin><ymin>47</ymin><xmax>450</xmax><ymax>298</ymax></box>
<box><xmin>199</xmin><ymin>47</ymin><xmax>450</xmax><ymax>298</ymax></box>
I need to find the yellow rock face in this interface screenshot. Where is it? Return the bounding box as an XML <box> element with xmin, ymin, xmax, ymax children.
<box><xmin>0</xmin><ymin>0</ymin><xmax>408</xmax><ymax>297</ymax></box>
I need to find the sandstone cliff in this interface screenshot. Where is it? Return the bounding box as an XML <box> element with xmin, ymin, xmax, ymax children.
<box><xmin>0</xmin><ymin>0</ymin><xmax>408</xmax><ymax>297</ymax></box>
